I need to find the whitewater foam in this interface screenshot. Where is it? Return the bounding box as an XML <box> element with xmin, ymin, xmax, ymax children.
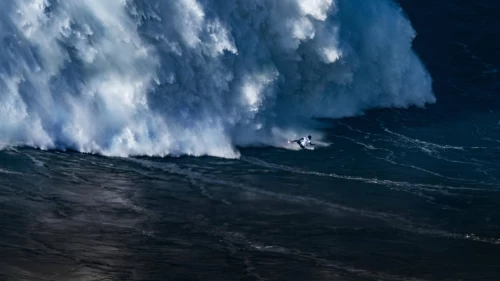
<box><xmin>0</xmin><ymin>0</ymin><xmax>434</xmax><ymax>157</ymax></box>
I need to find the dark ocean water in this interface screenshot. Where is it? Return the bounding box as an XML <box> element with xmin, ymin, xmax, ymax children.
<box><xmin>1</xmin><ymin>1</ymin><xmax>500</xmax><ymax>281</ymax></box>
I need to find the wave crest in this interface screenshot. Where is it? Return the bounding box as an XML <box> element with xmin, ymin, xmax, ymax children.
<box><xmin>0</xmin><ymin>0</ymin><xmax>434</xmax><ymax>157</ymax></box>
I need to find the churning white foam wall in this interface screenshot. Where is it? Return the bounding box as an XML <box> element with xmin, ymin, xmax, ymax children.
<box><xmin>0</xmin><ymin>0</ymin><xmax>433</xmax><ymax>158</ymax></box>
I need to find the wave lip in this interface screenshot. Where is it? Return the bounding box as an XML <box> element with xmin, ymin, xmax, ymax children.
<box><xmin>0</xmin><ymin>0</ymin><xmax>434</xmax><ymax>158</ymax></box>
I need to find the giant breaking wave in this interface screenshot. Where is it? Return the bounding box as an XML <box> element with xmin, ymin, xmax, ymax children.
<box><xmin>0</xmin><ymin>0</ymin><xmax>434</xmax><ymax>158</ymax></box>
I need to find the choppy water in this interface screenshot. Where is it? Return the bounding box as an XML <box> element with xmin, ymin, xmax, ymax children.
<box><xmin>1</xmin><ymin>106</ymin><xmax>500</xmax><ymax>280</ymax></box>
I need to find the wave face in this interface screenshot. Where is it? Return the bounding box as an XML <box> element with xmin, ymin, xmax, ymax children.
<box><xmin>0</xmin><ymin>0</ymin><xmax>434</xmax><ymax>158</ymax></box>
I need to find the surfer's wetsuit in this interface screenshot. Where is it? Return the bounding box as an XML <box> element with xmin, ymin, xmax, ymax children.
<box><xmin>291</xmin><ymin>136</ymin><xmax>312</xmax><ymax>149</ymax></box>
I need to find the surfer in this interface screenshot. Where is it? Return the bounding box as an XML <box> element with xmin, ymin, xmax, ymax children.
<box><xmin>288</xmin><ymin>135</ymin><xmax>315</xmax><ymax>149</ymax></box>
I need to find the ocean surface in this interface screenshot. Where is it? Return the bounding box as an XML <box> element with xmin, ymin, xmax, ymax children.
<box><xmin>1</xmin><ymin>0</ymin><xmax>500</xmax><ymax>280</ymax></box>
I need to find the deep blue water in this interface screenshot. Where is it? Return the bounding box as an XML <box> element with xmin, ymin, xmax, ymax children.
<box><xmin>1</xmin><ymin>1</ymin><xmax>500</xmax><ymax>280</ymax></box>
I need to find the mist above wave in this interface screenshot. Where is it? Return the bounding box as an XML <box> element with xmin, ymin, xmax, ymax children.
<box><xmin>0</xmin><ymin>0</ymin><xmax>434</xmax><ymax>158</ymax></box>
